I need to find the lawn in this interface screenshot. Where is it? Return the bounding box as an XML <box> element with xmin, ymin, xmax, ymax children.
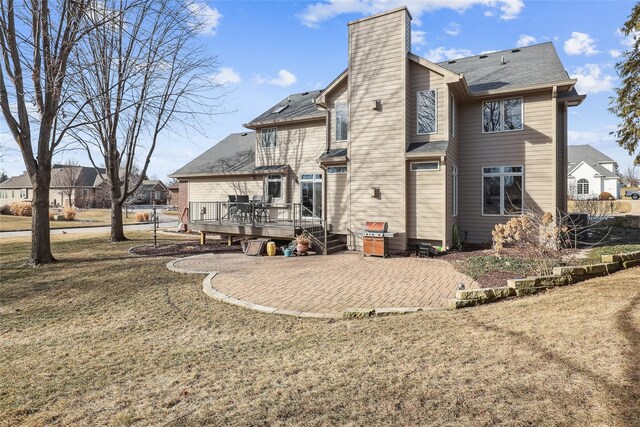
<box><xmin>1</xmin><ymin>233</ymin><xmax>639</xmax><ymax>426</ymax></box>
<box><xmin>0</xmin><ymin>209</ymin><xmax>140</xmax><ymax>232</ymax></box>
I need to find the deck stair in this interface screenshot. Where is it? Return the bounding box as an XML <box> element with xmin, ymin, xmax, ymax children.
<box><xmin>302</xmin><ymin>225</ymin><xmax>346</xmax><ymax>255</ymax></box>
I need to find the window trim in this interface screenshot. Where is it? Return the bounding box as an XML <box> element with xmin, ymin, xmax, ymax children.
<box><xmin>481</xmin><ymin>165</ymin><xmax>524</xmax><ymax>217</ymax></box>
<box><xmin>416</xmin><ymin>89</ymin><xmax>438</xmax><ymax>135</ymax></box>
<box><xmin>266</xmin><ymin>174</ymin><xmax>283</xmax><ymax>199</ymax></box>
<box><xmin>577</xmin><ymin>178</ymin><xmax>589</xmax><ymax>196</ymax></box>
<box><xmin>260</xmin><ymin>127</ymin><xmax>277</xmax><ymax>148</ymax></box>
<box><xmin>451</xmin><ymin>164</ymin><xmax>458</xmax><ymax>217</ymax></box>
<box><xmin>449</xmin><ymin>93</ymin><xmax>456</xmax><ymax>138</ymax></box>
<box><xmin>410</xmin><ymin>161</ymin><xmax>440</xmax><ymax>172</ymax></box>
<box><xmin>481</xmin><ymin>96</ymin><xmax>524</xmax><ymax>134</ymax></box>
<box><xmin>334</xmin><ymin>102</ymin><xmax>348</xmax><ymax>142</ymax></box>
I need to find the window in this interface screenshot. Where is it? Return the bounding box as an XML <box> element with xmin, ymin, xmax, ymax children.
<box><xmin>327</xmin><ymin>166</ymin><xmax>347</xmax><ymax>174</ymax></box>
<box><xmin>482</xmin><ymin>166</ymin><xmax>523</xmax><ymax>215</ymax></box>
<box><xmin>266</xmin><ymin>175</ymin><xmax>282</xmax><ymax>199</ymax></box>
<box><xmin>20</xmin><ymin>188</ymin><xmax>28</xmax><ymax>199</ymax></box>
<box><xmin>577</xmin><ymin>179</ymin><xmax>589</xmax><ymax>196</ymax></box>
<box><xmin>452</xmin><ymin>164</ymin><xmax>458</xmax><ymax>217</ymax></box>
<box><xmin>411</xmin><ymin>161</ymin><xmax>439</xmax><ymax>171</ymax></box>
<box><xmin>449</xmin><ymin>93</ymin><xmax>456</xmax><ymax>137</ymax></box>
<box><xmin>154</xmin><ymin>191</ymin><xmax>162</xmax><ymax>199</ymax></box>
<box><xmin>335</xmin><ymin>102</ymin><xmax>348</xmax><ymax>141</ymax></box>
<box><xmin>417</xmin><ymin>90</ymin><xmax>437</xmax><ymax>134</ymax></box>
<box><xmin>82</xmin><ymin>189</ymin><xmax>89</xmax><ymax>198</ymax></box>
<box><xmin>261</xmin><ymin>128</ymin><xmax>277</xmax><ymax>148</ymax></box>
<box><xmin>482</xmin><ymin>97</ymin><xmax>523</xmax><ymax>133</ymax></box>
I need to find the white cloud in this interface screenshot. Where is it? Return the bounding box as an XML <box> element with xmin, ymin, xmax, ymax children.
<box><xmin>516</xmin><ymin>34</ymin><xmax>537</xmax><ymax>47</ymax></box>
<box><xmin>210</xmin><ymin>67</ymin><xmax>241</xmax><ymax>85</ymax></box>
<box><xmin>424</xmin><ymin>47</ymin><xmax>473</xmax><ymax>63</ymax></box>
<box><xmin>609</xmin><ymin>49</ymin><xmax>622</xmax><ymax>58</ymax></box>
<box><xmin>298</xmin><ymin>0</ymin><xmax>524</xmax><ymax>28</ymax></box>
<box><xmin>412</xmin><ymin>30</ymin><xmax>427</xmax><ymax>47</ymax></box>
<box><xmin>564</xmin><ymin>32</ymin><xmax>599</xmax><ymax>55</ymax></box>
<box><xmin>484</xmin><ymin>10</ymin><xmax>495</xmax><ymax>17</ymax></box>
<box><xmin>187</xmin><ymin>2</ymin><xmax>222</xmax><ymax>35</ymax></box>
<box><xmin>616</xmin><ymin>28</ymin><xmax>639</xmax><ymax>48</ymax></box>
<box><xmin>571</xmin><ymin>64</ymin><xmax>614</xmax><ymax>94</ymax></box>
<box><xmin>444</xmin><ymin>23</ymin><xmax>460</xmax><ymax>36</ymax></box>
<box><xmin>568</xmin><ymin>129</ymin><xmax>615</xmax><ymax>147</ymax></box>
<box><xmin>269</xmin><ymin>70</ymin><xmax>297</xmax><ymax>87</ymax></box>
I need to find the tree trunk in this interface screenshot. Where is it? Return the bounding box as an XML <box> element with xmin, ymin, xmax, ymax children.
<box><xmin>30</xmin><ymin>184</ymin><xmax>55</xmax><ymax>265</ymax></box>
<box><xmin>111</xmin><ymin>198</ymin><xmax>126</xmax><ymax>242</ymax></box>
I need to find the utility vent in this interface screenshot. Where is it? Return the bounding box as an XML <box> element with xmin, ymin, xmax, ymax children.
<box><xmin>241</xmin><ymin>132</ymin><xmax>248</xmax><ymax>136</ymax></box>
<box><xmin>448</xmin><ymin>60</ymin><xmax>456</xmax><ymax>64</ymax></box>
<box><xmin>272</xmin><ymin>105</ymin><xmax>288</xmax><ymax>114</ymax></box>
<box><xmin>511</xmin><ymin>48</ymin><xmax>521</xmax><ymax>53</ymax></box>
<box><xmin>479</xmin><ymin>54</ymin><xmax>488</xmax><ymax>59</ymax></box>
<box><xmin>302</xmin><ymin>91</ymin><xmax>309</xmax><ymax>95</ymax></box>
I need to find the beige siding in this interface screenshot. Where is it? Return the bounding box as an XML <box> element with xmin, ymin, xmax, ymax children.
<box><xmin>189</xmin><ymin>177</ymin><xmax>263</xmax><ymax>203</ymax></box>
<box><xmin>408</xmin><ymin>61</ymin><xmax>447</xmax><ymax>144</ymax></box>
<box><xmin>457</xmin><ymin>89</ymin><xmax>556</xmax><ymax>242</ymax></box>
<box><xmin>406</xmin><ymin>162</ymin><xmax>444</xmax><ymax>240</ymax></box>
<box><xmin>445</xmin><ymin>91</ymin><xmax>460</xmax><ymax>247</ymax></box>
<box><xmin>326</xmin><ymin>170</ymin><xmax>349</xmax><ymax>234</ymax></box>
<box><xmin>348</xmin><ymin>7</ymin><xmax>409</xmax><ymax>251</ymax></box>
<box><xmin>327</xmin><ymin>81</ymin><xmax>348</xmax><ymax>147</ymax></box>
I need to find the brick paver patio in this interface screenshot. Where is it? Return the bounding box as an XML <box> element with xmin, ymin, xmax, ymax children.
<box><xmin>169</xmin><ymin>252</ymin><xmax>480</xmax><ymax>317</ymax></box>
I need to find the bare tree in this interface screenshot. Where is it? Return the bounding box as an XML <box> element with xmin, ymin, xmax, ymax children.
<box><xmin>67</xmin><ymin>0</ymin><xmax>221</xmax><ymax>241</ymax></box>
<box><xmin>622</xmin><ymin>165</ymin><xmax>639</xmax><ymax>187</ymax></box>
<box><xmin>51</xmin><ymin>160</ymin><xmax>80</xmax><ymax>207</ymax></box>
<box><xmin>0</xmin><ymin>0</ymin><xmax>101</xmax><ymax>264</ymax></box>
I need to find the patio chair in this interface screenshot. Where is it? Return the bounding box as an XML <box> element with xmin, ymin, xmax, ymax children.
<box><xmin>234</xmin><ymin>195</ymin><xmax>251</xmax><ymax>223</ymax></box>
<box><xmin>226</xmin><ymin>195</ymin><xmax>237</xmax><ymax>221</ymax></box>
<box><xmin>255</xmin><ymin>195</ymin><xmax>272</xmax><ymax>222</ymax></box>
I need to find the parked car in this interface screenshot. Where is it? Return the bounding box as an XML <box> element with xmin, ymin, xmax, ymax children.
<box><xmin>624</xmin><ymin>189</ymin><xmax>640</xmax><ymax>200</ymax></box>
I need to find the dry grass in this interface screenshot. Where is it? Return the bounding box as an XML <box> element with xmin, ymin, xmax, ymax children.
<box><xmin>567</xmin><ymin>199</ymin><xmax>632</xmax><ymax>214</ymax></box>
<box><xmin>0</xmin><ymin>209</ymin><xmax>138</xmax><ymax>232</ymax></box>
<box><xmin>1</xmin><ymin>233</ymin><xmax>639</xmax><ymax>426</ymax></box>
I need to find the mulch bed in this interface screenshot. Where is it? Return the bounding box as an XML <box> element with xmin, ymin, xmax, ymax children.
<box><xmin>130</xmin><ymin>241</ymin><xmax>243</xmax><ymax>257</ymax></box>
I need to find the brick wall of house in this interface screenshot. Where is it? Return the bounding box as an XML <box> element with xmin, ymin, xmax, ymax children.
<box><xmin>177</xmin><ymin>180</ymin><xmax>189</xmax><ymax>223</ymax></box>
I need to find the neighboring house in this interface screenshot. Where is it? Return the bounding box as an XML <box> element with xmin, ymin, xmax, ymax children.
<box><xmin>568</xmin><ymin>145</ymin><xmax>621</xmax><ymax>199</ymax></box>
<box><xmin>171</xmin><ymin>7</ymin><xmax>585</xmax><ymax>251</ymax></box>
<box><xmin>129</xmin><ymin>180</ymin><xmax>169</xmax><ymax>205</ymax></box>
<box><xmin>167</xmin><ymin>182</ymin><xmax>179</xmax><ymax>206</ymax></box>
<box><xmin>0</xmin><ymin>165</ymin><xmax>109</xmax><ymax>208</ymax></box>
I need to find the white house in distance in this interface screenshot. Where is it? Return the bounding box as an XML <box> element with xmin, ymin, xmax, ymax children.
<box><xmin>568</xmin><ymin>145</ymin><xmax>621</xmax><ymax>199</ymax></box>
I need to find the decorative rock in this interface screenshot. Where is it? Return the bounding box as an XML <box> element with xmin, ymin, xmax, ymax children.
<box><xmin>515</xmin><ymin>286</ymin><xmax>555</xmax><ymax>297</ymax></box>
<box><xmin>553</xmin><ymin>266</ymin><xmax>586</xmax><ymax>276</ymax></box>
<box><xmin>449</xmin><ymin>299</ymin><xmax>481</xmax><ymax>309</ymax></box>
<box><xmin>375</xmin><ymin>307</ymin><xmax>422</xmax><ymax>316</ymax></box>
<box><xmin>343</xmin><ymin>308</ymin><xmax>375</xmax><ymax>319</ymax></box>
<box><xmin>602</xmin><ymin>251</ymin><xmax>640</xmax><ymax>263</ymax></box>
<box><xmin>583</xmin><ymin>264</ymin><xmax>608</xmax><ymax>275</ymax></box>
<box><xmin>456</xmin><ymin>288</ymin><xmax>495</xmax><ymax>300</ymax></box>
<box><xmin>602</xmin><ymin>262</ymin><xmax>621</xmax><ymax>273</ymax></box>
<box><xmin>507</xmin><ymin>278</ymin><xmax>537</xmax><ymax>289</ymax></box>
<box><xmin>492</xmin><ymin>286</ymin><xmax>516</xmax><ymax>299</ymax></box>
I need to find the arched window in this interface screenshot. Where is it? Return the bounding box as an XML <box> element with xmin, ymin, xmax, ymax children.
<box><xmin>577</xmin><ymin>179</ymin><xmax>589</xmax><ymax>195</ymax></box>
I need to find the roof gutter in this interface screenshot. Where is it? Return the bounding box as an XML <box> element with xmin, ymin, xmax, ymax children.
<box><xmin>469</xmin><ymin>79</ymin><xmax>578</xmax><ymax>98</ymax></box>
<box><xmin>243</xmin><ymin>114</ymin><xmax>325</xmax><ymax>130</ymax></box>
<box><xmin>169</xmin><ymin>168</ymin><xmax>288</xmax><ymax>180</ymax></box>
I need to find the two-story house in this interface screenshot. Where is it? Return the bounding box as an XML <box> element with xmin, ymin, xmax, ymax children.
<box><xmin>568</xmin><ymin>145</ymin><xmax>621</xmax><ymax>199</ymax></box>
<box><xmin>171</xmin><ymin>6</ymin><xmax>585</xmax><ymax>253</ymax></box>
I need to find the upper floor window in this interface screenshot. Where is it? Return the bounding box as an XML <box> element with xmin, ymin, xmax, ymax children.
<box><xmin>482</xmin><ymin>166</ymin><xmax>523</xmax><ymax>216</ymax></box>
<box><xmin>335</xmin><ymin>102</ymin><xmax>348</xmax><ymax>141</ymax></box>
<box><xmin>417</xmin><ymin>90</ymin><xmax>437</xmax><ymax>135</ymax></box>
<box><xmin>482</xmin><ymin>97</ymin><xmax>523</xmax><ymax>133</ymax></box>
<box><xmin>261</xmin><ymin>128</ymin><xmax>277</xmax><ymax>148</ymax></box>
<box><xmin>327</xmin><ymin>166</ymin><xmax>347</xmax><ymax>174</ymax></box>
<box><xmin>411</xmin><ymin>161</ymin><xmax>439</xmax><ymax>172</ymax></box>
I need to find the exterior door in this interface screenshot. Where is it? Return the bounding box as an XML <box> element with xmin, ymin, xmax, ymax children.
<box><xmin>300</xmin><ymin>174</ymin><xmax>322</xmax><ymax>218</ymax></box>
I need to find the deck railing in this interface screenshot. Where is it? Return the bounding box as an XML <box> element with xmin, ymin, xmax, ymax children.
<box><xmin>189</xmin><ymin>201</ymin><xmax>300</xmax><ymax>227</ymax></box>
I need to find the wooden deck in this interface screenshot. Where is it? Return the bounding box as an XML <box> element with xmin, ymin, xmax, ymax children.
<box><xmin>190</xmin><ymin>220</ymin><xmax>301</xmax><ymax>239</ymax></box>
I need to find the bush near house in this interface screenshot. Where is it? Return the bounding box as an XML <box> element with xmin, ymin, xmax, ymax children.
<box><xmin>9</xmin><ymin>202</ymin><xmax>32</xmax><ymax>217</ymax></box>
<box><xmin>63</xmin><ymin>208</ymin><xmax>76</xmax><ymax>221</ymax></box>
<box><xmin>598</xmin><ymin>191</ymin><xmax>613</xmax><ymax>200</ymax></box>
<box><xmin>135</xmin><ymin>212</ymin><xmax>150</xmax><ymax>222</ymax></box>
<box><xmin>0</xmin><ymin>205</ymin><xmax>11</xmax><ymax>215</ymax></box>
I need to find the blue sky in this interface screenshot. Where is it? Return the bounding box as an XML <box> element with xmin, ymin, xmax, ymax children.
<box><xmin>1</xmin><ymin>0</ymin><xmax>638</xmax><ymax>180</ymax></box>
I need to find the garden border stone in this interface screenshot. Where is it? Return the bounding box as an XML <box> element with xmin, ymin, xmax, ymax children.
<box><xmin>449</xmin><ymin>249</ymin><xmax>640</xmax><ymax>310</ymax></box>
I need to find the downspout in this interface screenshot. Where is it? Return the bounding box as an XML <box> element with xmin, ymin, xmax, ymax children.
<box><xmin>316</xmin><ymin>102</ymin><xmax>331</xmax><ymax>254</ymax></box>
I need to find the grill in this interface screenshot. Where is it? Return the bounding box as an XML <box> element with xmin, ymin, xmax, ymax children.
<box><xmin>362</xmin><ymin>221</ymin><xmax>393</xmax><ymax>258</ymax></box>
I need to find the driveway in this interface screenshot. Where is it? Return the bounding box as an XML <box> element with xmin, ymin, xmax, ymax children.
<box><xmin>168</xmin><ymin>252</ymin><xmax>480</xmax><ymax>318</ymax></box>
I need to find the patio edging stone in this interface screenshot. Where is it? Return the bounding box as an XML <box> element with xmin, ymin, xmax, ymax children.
<box><xmin>449</xmin><ymin>250</ymin><xmax>640</xmax><ymax>309</ymax></box>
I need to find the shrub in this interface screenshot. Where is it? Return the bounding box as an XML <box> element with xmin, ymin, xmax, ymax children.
<box><xmin>599</xmin><ymin>192</ymin><xmax>613</xmax><ymax>200</ymax></box>
<box><xmin>135</xmin><ymin>212</ymin><xmax>150</xmax><ymax>222</ymax></box>
<box><xmin>63</xmin><ymin>208</ymin><xmax>76</xmax><ymax>221</ymax></box>
<box><xmin>9</xmin><ymin>202</ymin><xmax>32</xmax><ymax>217</ymax></box>
<box><xmin>0</xmin><ymin>204</ymin><xmax>11</xmax><ymax>215</ymax></box>
<box><xmin>49</xmin><ymin>211</ymin><xmax>55</xmax><ymax>220</ymax></box>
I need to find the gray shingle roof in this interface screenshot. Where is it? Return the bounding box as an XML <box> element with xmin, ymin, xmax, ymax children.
<box><xmin>319</xmin><ymin>148</ymin><xmax>348</xmax><ymax>159</ymax></box>
<box><xmin>406</xmin><ymin>141</ymin><xmax>448</xmax><ymax>154</ymax></box>
<box><xmin>437</xmin><ymin>42</ymin><xmax>570</xmax><ymax>93</ymax></box>
<box><xmin>245</xmin><ymin>91</ymin><xmax>324</xmax><ymax>128</ymax></box>
<box><xmin>568</xmin><ymin>145</ymin><xmax>619</xmax><ymax>178</ymax></box>
<box><xmin>170</xmin><ymin>132</ymin><xmax>256</xmax><ymax>177</ymax></box>
<box><xmin>0</xmin><ymin>165</ymin><xmax>106</xmax><ymax>189</ymax></box>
